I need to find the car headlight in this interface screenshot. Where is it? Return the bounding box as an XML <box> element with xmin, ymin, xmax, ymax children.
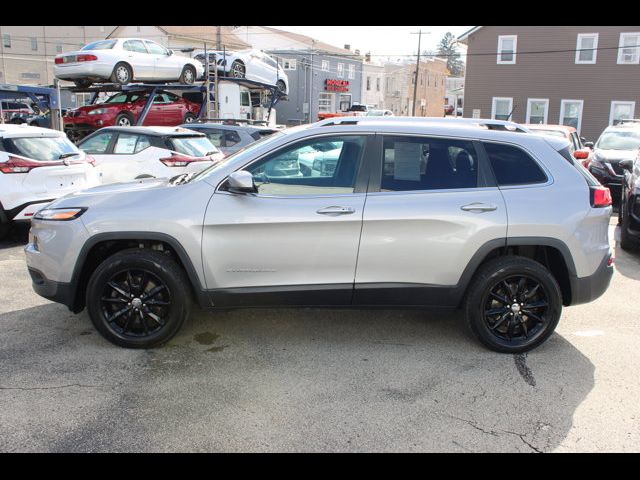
<box><xmin>88</xmin><ymin>109</ymin><xmax>108</xmax><ymax>115</ymax></box>
<box><xmin>33</xmin><ymin>208</ymin><xmax>87</xmax><ymax>221</ymax></box>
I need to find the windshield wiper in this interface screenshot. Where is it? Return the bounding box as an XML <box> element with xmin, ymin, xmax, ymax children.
<box><xmin>170</xmin><ymin>172</ymin><xmax>195</xmax><ymax>185</ymax></box>
<box><xmin>59</xmin><ymin>152</ymin><xmax>80</xmax><ymax>159</ymax></box>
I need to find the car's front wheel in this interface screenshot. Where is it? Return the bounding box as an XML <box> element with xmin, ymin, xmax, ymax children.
<box><xmin>276</xmin><ymin>80</ymin><xmax>286</xmax><ymax>94</ymax></box>
<box><xmin>86</xmin><ymin>249</ymin><xmax>192</xmax><ymax>348</ymax></box>
<box><xmin>179</xmin><ymin>65</ymin><xmax>196</xmax><ymax>85</ymax></box>
<box><xmin>464</xmin><ymin>256</ymin><xmax>562</xmax><ymax>353</ymax></box>
<box><xmin>115</xmin><ymin>112</ymin><xmax>134</xmax><ymax>127</ymax></box>
<box><xmin>230</xmin><ymin>60</ymin><xmax>245</xmax><ymax>78</ymax></box>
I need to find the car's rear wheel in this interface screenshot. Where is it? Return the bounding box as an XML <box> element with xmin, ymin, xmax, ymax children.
<box><xmin>179</xmin><ymin>65</ymin><xmax>196</xmax><ymax>85</ymax></box>
<box><xmin>74</xmin><ymin>79</ymin><xmax>93</xmax><ymax>88</ymax></box>
<box><xmin>276</xmin><ymin>80</ymin><xmax>286</xmax><ymax>94</ymax></box>
<box><xmin>230</xmin><ymin>60</ymin><xmax>245</xmax><ymax>78</ymax></box>
<box><xmin>110</xmin><ymin>62</ymin><xmax>132</xmax><ymax>85</ymax></box>
<box><xmin>115</xmin><ymin>112</ymin><xmax>134</xmax><ymax>127</ymax></box>
<box><xmin>464</xmin><ymin>256</ymin><xmax>562</xmax><ymax>353</ymax></box>
<box><xmin>86</xmin><ymin>249</ymin><xmax>192</xmax><ymax>348</ymax></box>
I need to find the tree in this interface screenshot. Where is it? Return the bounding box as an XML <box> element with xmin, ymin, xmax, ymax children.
<box><xmin>436</xmin><ymin>32</ymin><xmax>464</xmax><ymax>77</ymax></box>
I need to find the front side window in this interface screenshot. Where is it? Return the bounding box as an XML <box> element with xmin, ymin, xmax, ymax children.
<box><xmin>380</xmin><ymin>136</ymin><xmax>478</xmax><ymax>192</ymax></box>
<box><xmin>497</xmin><ymin>35</ymin><xmax>517</xmax><ymax>64</ymax></box>
<box><xmin>224</xmin><ymin>131</ymin><xmax>241</xmax><ymax>147</ymax></box>
<box><xmin>575</xmin><ymin>33</ymin><xmax>598</xmax><ymax>64</ymax></box>
<box><xmin>618</xmin><ymin>32</ymin><xmax>640</xmax><ymax>64</ymax></box>
<box><xmin>243</xmin><ymin>135</ymin><xmax>366</xmax><ymax>196</ymax></box>
<box><xmin>123</xmin><ymin>40</ymin><xmax>148</xmax><ymax>54</ymax></box>
<box><xmin>145</xmin><ymin>41</ymin><xmax>167</xmax><ymax>55</ymax></box>
<box><xmin>526</xmin><ymin>98</ymin><xmax>549</xmax><ymax>124</ymax></box>
<box><xmin>484</xmin><ymin>142</ymin><xmax>547</xmax><ymax>186</ymax></box>
<box><xmin>610</xmin><ymin>101</ymin><xmax>635</xmax><ymax>125</ymax></box>
<box><xmin>113</xmin><ymin>134</ymin><xmax>150</xmax><ymax>154</ymax></box>
<box><xmin>560</xmin><ymin>100</ymin><xmax>584</xmax><ymax>131</ymax></box>
<box><xmin>492</xmin><ymin>97</ymin><xmax>513</xmax><ymax>121</ymax></box>
<box><xmin>78</xmin><ymin>132</ymin><xmax>114</xmax><ymax>154</ymax></box>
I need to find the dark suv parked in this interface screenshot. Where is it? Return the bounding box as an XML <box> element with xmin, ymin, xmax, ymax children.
<box><xmin>619</xmin><ymin>152</ymin><xmax>640</xmax><ymax>250</ymax></box>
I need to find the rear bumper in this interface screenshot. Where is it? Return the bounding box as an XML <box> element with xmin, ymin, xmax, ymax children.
<box><xmin>28</xmin><ymin>267</ymin><xmax>76</xmax><ymax>310</ymax></box>
<box><xmin>54</xmin><ymin>62</ymin><xmax>114</xmax><ymax>80</ymax></box>
<box><xmin>569</xmin><ymin>252</ymin><xmax>614</xmax><ymax>306</ymax></box>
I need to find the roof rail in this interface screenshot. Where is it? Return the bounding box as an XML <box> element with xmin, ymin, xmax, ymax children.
<box><xmin>194</xmin><ymin>117</ymin><xmax>271</xmax><ymax>126</ymax></box>
<box><xmin>315</xmin><ymin>116</ymin><xmax>530</xmax><ymax>132</ymax></box>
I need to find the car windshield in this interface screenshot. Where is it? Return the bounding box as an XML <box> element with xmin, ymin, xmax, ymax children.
<box><xmin>7</xmin><ymin>135</ymin><xmax>81</xmax><ymax>161</ymax></box>
<box><xmin>170</xmin><ymin>136</ymin><xmax>219</xmax><ymax>157</ymax></box>
<box><xmin>81</xmin><ymin>40</ymin><xmax>117</xmax><ymax>51</ymax></box>
<box><xmin>190</xmin><ymin>130</ymin><xmax>286</xmax><ymax>182</ymax></box>
<box><xmin>529</xmin><ymin>129</ymin><xmax>567</xmax><ymax>139</ymax></box>
<box><xmin>597</xmin><ymin>130</ymin><xmax>640</xmax><ymax>150</ymax></box>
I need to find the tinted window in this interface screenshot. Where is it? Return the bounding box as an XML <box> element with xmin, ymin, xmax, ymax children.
<box><xmin>558</xmin><ymin>146</ymin><xmax>599</xmax><ymax>186</ymax></box>
<box><xmin>79</xmin><ymin>132</ymin><xmax>113</xmax><ymax>154</ymax></box>
<box><xmin>484</xmin><ymin>142</ymin><xmax>547</xmax><ymax>186</ymax></box>
<box><xmin>244</xmin><ymin>135</ymin><xmax>366</xmax><ymax>196</ymax></box>
<box><xmin>224</xmin><ymin>131</ymin><xmax>241</xmax><ymax>147</ymax></box>
<box><xmin>380</xmin><ymin>136</ymin><xmax>478</xmax><ymax>191</ymax></box>
<box><xmin>123</xmin><ymin>40</ymin><xmax>147</xmax><ymax>54</ymax></box>
<box><xmin>199</xmin><ymin>129</ymin><xmax>224</xmax><ymax>147</ymax></box>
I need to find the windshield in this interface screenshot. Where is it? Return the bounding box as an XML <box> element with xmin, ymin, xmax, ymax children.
<box><xmin>6</xmin><ymin>135</ymin><xmax>80</xmax><ymax>161</ymax></box>
<box><xmin>597</xmin><ymin>130</ymin><xmax>640</xmax><ymax>150</ymax></box>
<box><xmin>170</xmin><ymin>136</ymin><xmax>219</xmax><ymax>157</ymax></box>
<box><xmin>190</xmin><ymin>130</ymin><xmax>286</xmax><ymax>182</ymax></box>
<box><xmin>81</xmin><ymin>40</ymin><xmax>117</xmax><ymax>51</ymax></box>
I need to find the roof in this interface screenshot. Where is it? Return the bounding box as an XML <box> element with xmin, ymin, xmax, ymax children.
<box><xmin>97</xmin><ymin>126</ymin><xmax>205</xmax><ymax>136</ymax></box>
<box><xmin>258</xmin><ymin>26</ymin><xmax>356</xmax><ymax>56</ymax></box>
<box><xmin>0</xmin><ymin>124</ymin><xmax>64</xmax><ymax>138</ymax></box>
<box><xmin>184</xmin><ymin>123</ymin><xmax>276</xmax><ymax>132</ymax></box>
<box><xmin>457</xmin><ymin>26</ymin><xmax>483</xmax><ymax>43</ymax></box>
<box><xmin>524</xmin><ymin>124</ymin><xmax>577</xmax><ymax>134</ymax></box>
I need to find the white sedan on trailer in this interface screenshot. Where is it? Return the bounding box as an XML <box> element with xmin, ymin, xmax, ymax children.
<box><xmin>0</xmin><ymin>124</ymin><xmax>100</xmax><ymax>239</ymax></box>
<box><xmin>54</xmin><ymin>38</ymin><xmax>205</xmax><ymax>88</ymax></box>
<box><xmin>193</xmin><ymin>49</ymin><xmax>289</xmax><ymax>94</ymax></box>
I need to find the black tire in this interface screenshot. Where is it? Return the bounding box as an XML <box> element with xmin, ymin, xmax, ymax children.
<box><xmin>183</xmin><ymin>112</ymin><xmax>197</xmax><ymax>123</ymax></box>
<box><xmin>276</xmin><ymin>80</ymin><xmax>286</xmax><ymax>94</ymax></box>
<box><xmin>115</xmin><ymin>112</ymin><xmax>134</xmax><ymax>127</ymax></box>
<box><xmin>464</xmin><ymin>256</ymin><xmax>562</xmax><ymax>353</ymax></box>
<box><xmin>74</xmin><ymin>79</ymin><xmax>93</xmax><ymax>88</ymax></box>
<box><xmin>620</xmin><ymin>196</ymin><xmax>638</xmax><ymax>251</ymax></box>
<box><xmin>134</xmin><ymin>174</ymin><xmax>155</xmax><ymax>180</ymax></box>
<box><xmin>86</xmin><ymin>248</ymin><xmax>192</xmax><ymax>348</ymax></box>
<box><xmin>230</xmin><ymin>60</ymin><xmax>245</xmax><ymax>78</ymax></box>
<box><xmin>179</xmin><ymin>65</ymin><xmax>196</xmax><ymax>85</ymax></box>
<box><xmin>110</xmin><ymin>62</ymin><xmax>133</xmax><ymax>85</ymax></box>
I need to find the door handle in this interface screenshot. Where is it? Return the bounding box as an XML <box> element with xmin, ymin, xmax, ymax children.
<box><xmin>460</xmin><ymin>203</ymin><xmax>498</xmax><ymax>212</ymax></box>
<box><xmin>316</xmin><ymin>206</ymin><xmax>356</xmax><ymax>216</ymax></box>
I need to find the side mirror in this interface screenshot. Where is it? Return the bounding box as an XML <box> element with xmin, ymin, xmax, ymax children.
<box><xmin>584</xmin><ymin>141</ymin><xmax>594</xmax><ymax>149</ymax></box>
<box><xmin>227</xmin><ymin>170</ymin><xmax>256</xmax><ymax>194</ymax></box>
<box><xmin>620</xmin><ymin>159</ymin><xmax>634</xmax><ymax>172</ymax></box>
<box><xmin>167</xmin><ymin>49</ymin><xmax>173</xmax><ymax>56</ymax></box>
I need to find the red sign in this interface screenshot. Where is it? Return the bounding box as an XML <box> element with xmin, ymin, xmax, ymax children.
<box><xmin>325</xmin><ymin>79</ymin><xmax>350</xmax><ymax>92</ymax></box>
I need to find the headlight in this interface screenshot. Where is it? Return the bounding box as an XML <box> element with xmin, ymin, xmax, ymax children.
<box><xmin>33</xmin><ymin>208</ymin><xmax>87</xmax><ymax>221</ymax></box>
<box><xmin>88</xmin><ymin>109</ymin><xmax>108</xmax><ymax>115</ymax></box>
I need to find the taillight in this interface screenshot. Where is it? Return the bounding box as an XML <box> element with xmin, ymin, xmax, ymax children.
<box><xmin>590</xmin><ymin>186</ymin><xmax>612</xmax><ymax>208</ymax></box>
<box><xmin>573</xmin><ymin>149</ymin><xmax>589</xmax><ymax>160</ymax></box>
<box><xmin>160</xmin><ymin>154</ymin><xmax>201</xmax><ymax>167</ymax></box>
<box><xmin>54</xmin><ymin>57</ymin><xmax>63</xmax><ymax>64</ymax></box>
<box><xmin>76</xmin><ymin>54</ymin><xmax>98</xmax><ymax>62</ymax></box>
<box><xmin>0</xmin><ymin>156</ymin><xmax>59</xmax><ymax>174</ymax></box>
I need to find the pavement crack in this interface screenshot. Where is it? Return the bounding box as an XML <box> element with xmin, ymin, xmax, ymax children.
<box><xmin>0</xmin><ymin>383</ymin><xmax>115</xmax><ymax>391</ymax></box>
<box><xmin>514</xmin><ymin>353</ymin><xmax>536</xmax><ymax>386</ymax></box>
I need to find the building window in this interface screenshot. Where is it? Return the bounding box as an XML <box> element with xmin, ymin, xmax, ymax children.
<box><xmin>56</xmin><ymin>44</ymin><xmax>63</xmax><ymax>53</ymax></box>
<box><xmin>376</xmin><ymin>77</ymin><xmax>380</xmax><ymax>92</ymax></box>
<box><xmin>339</xmin><ymin>94</ymin><xmax>351</xmax><ymax>111</ymax></box>
<box><xmin>366</xmin><ymin>76</ymin><xmax>371</xmax><ymax>91</ymax></box>
<box><xmin>491</xmin><ymin>97</ymin><xmax>513</xmax><ymax>120</ymax></box>
<box><xmin>2</xmin><ymin>34</ymin><xmax>10</xmax><ymax>48</ymax></box>
<box><xmin>321</xmin><ymin>60</ymin><xmax>329</xmax><ymax>72</ymax></box>
<box><xmin>497</xmin><ymin>35</ymin><xmax>517</xmax><ymax>64</ymax></box>
<box><xmin>21</xmin><ymin>72</ymin><xmax>41</xmax><ymax>80</ymax></box>
<box><xmin>575</xmin><ymin>33</ymin><xmax>598</xmax><ymax>64</ymax></box>
<box><xmin>610</xmin><ymin>101</ymin><xmax>636</xmax><ymax>125</ymax></box>
<box><xmin>526</xmin><ymin>98</ymin><xmax>549</xmax><ymax>124</ymax></box>
<box><xmin>318</xmin><ymin>92</ymin><xmax>333</xmax><ymax>113</ymax></box>
<box><xmin>136</xmin><ymin>26</ymin><xmax>141</xmax><ymax>33</ymax></box>
<box><xmin>337</xmin><ymin>63</ymin><xmax>344</xmax><ymax>78</ymax></box>
<box><xmin>618</xmin><ymin>32</ymin><xmax>640</xmax><ymax>64</ymax></box>
<box><xmin>99</xmin><ymin>26</ymin><xmax>105</xmax><ymax>33</ymax></box>
<box><xmin>348</xmin><ymin>64</ymin><xmax>355</xmax><ymax>79</ymax></box>
<box><xmin>559</xmin><ymin>99</ymin><xmax>584</xmax><ymax>132</ymax></box>
<box><xmin>281</xmin><ymin>58</ymin><xmax>296</xmax><ymax>70</ymax></box>
<box><xmin>30</xmin><ymin>37</ymin><xmax>38</xmax><ymax>51</ymax></box>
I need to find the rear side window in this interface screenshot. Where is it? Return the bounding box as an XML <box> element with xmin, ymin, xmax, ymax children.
<box><xmin>380</xmin><ymin>136</ymin><xmax>479</xmax><ymax>191</ymax></box>
<box><xmin>483</xmin><ymin>142</ymin><xmax>547</xmax><ymax>186</ymax></box>
<box><xmin>224</xmin><ymin>131</ymin><xmax>241</xmax><ymax>147</ymax></box>
<box><xmin>557</xmin><ymin>146</ymin><xmax>599</xmax><ymax>186</ymax></box>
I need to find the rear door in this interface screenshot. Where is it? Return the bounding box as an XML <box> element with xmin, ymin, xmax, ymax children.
<box><xmin>122</xmin><ymin>40</ymin><xmax>153</xmax><ymax>79</ymax></box>
<box><xmin>354</xmin><ymin>134</ymin><xmax>508</xmax><ymax>306</ymax></box>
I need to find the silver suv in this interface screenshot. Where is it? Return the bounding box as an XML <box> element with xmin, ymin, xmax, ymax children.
<box><xmin>24</xmin><ymin>117</ymin><xmax>614</xmax><ymax>352</ymax></box>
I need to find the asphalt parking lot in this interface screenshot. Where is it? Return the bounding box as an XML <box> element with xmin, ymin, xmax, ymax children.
<box><xmin>0</xmin><ymin>217</ymin><xmax>638</xmax><ymax>453</ymax></box>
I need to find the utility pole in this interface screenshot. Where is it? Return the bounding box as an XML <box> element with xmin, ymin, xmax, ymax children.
<box><xmin>216</xmin><ymin>26</ymin><xmax>221</xmax><ymax>50</ymax></box>
<box><xmin>309</xmin><ymin>39</ymin><xmax>314</xmax><ymax>123</ymax></box>
<box><xmin>410</xmin><ymin>29</ymin><xmax>424</xmax><ymax>117</ymax></box>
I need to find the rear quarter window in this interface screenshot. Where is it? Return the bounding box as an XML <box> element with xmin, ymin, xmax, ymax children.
<box><xmin>483</xmin><ymin>142</ymin><xmax>547</xmax><ymax>186</ymax></box>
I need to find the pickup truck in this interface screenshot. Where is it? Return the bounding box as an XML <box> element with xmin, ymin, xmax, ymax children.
<box><xmin>317</xmin><ymin>103</ymin><xmax>369</xmax><ymax>121</ymax></box>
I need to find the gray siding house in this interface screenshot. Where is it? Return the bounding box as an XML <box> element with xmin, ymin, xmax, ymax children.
<box><xmin>459</xmin><ymin>26</ymin><xmax>640</xmax><ymax>141</ymax></box>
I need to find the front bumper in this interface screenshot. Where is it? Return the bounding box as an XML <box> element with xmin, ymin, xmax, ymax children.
<box><xmin>569</xmin><ymin>252</ymin><xmax>614</xmax><ymax>306</ymax></box>
<box><xmin>28</xmin><ymin>267</ymin><xmax>76</xmax><ymax>310</ymax></box>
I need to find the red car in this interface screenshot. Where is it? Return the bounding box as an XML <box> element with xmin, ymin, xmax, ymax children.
<box><xmin>63</xmin><ymin>90</ymin><xmax>201</xmax><ymax>141</ymax></box>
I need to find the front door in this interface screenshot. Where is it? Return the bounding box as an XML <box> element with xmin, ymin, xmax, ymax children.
<box><xmin>353</xmin><ymin>134</ymin><xmax>508</xmax><ymax>306</ymax></box>
<box><xmin>201</xmin><ymin>134</ymin><xmax>372</xmax><ymax>307</ymax></box>
<box><xmin>122</xmin><ymin>39</ymin><xmax>154</xmax><ymax>79</ymax></box>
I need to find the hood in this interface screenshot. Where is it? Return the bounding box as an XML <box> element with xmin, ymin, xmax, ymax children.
<box><xmin>594</xmin><ymin>149</ymin><xmax>637</xmax><ymax>162</ymax></box>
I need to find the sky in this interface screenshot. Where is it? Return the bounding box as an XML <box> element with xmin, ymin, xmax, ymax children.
<box><xmin>269</xmin><ymin>26</ymin><xmax>473</xmax><ymax>60</ymax></box>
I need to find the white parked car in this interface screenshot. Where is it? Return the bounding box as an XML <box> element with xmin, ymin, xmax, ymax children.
<box><xmin>193</xmin><ymin>48</ymin><xmax>289</xmax><ymax>94</ymax></box>
<box><xmin>0</xmin><ymin>124</ymin><xmax>100</xmax><ymax>239</ymax></box>
<box><xmin>54</xmin><ymin>38</ymin><xmax>205</xmax><ymax>88</ymax></box>
<box><xmin>76</xmin><ymin>126</ymin><xmax>224</xmax><ymax>185</ymax></box>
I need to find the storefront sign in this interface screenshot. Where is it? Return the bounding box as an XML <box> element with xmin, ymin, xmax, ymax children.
<box><xmin>325</xmin><ymin>79</ymin><xmax>350</xmax><ymax>92</ymax></box>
